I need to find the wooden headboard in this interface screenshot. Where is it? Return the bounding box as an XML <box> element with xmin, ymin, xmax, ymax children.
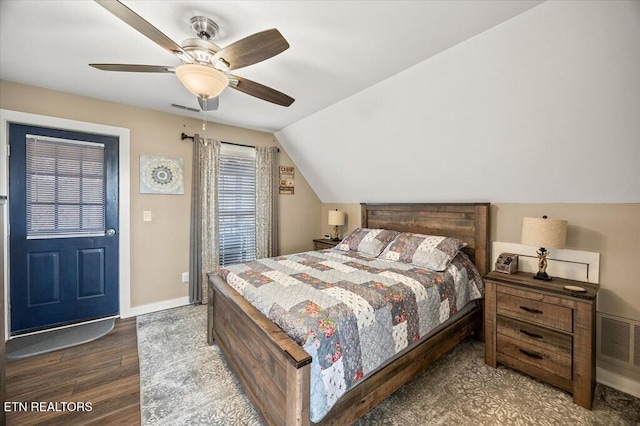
<box><xmin>361</xmin><ymin>203</ymin><xmax>490</xmax><ymax>276</ymax></box>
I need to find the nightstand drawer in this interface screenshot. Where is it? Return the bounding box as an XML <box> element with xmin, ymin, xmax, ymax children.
<box><xmin>313</xmin><ymin>239</ymin><xmax>340</xmax><ymax>250</ymax></box>
<box><xmin>497</xmin><ymin>291</ymin><xmax>573</xmax><ymax>332</ymax></box>
<box><xmin>497</xmin><ymin>334</ymin><xmax>572</xmax><ymax>380</ymax></box>
<box><xmin>497</xmin><ymin>316</ymin><xmax>572</xmax><ymax>357</ymax></box>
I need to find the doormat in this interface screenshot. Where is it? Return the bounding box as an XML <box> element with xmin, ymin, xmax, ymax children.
<box><xmin>6</xmin><ymin>318</ymin><xmax>115</xmax><ymax>360</ymax></box>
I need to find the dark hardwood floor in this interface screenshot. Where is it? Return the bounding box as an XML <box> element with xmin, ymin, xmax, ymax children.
<box><xmin>5</xmin><ymin>318</ymin><xmax>141</xmax><ymax>425</ymax></box>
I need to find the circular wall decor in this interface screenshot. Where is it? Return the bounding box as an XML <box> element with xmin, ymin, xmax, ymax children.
<box><xmin>140</xmin><ymin>155</ymin><xmax>184</xmax><ymax>194</ymax></box>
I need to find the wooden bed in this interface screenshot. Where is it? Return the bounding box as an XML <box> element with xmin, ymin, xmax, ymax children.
<box><xmin>208</xmin><ymin>202</ymin><xmax>490</xmax><ymax>425</ymax></box>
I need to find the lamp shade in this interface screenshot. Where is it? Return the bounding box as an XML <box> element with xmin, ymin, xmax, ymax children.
<box><xmin>521</xmin><ymin>217</ymin><xmax>567</xmax><ymax>249</ymax></box>
<box><xmin>175</xmin><ymin>63</ymin><xmax>229</xmax><ymax>98</ymax></box>
<box><xmin>328</xmin><ymin>210</ymin><xmax>345</xmax><ymax>226</ymax></box>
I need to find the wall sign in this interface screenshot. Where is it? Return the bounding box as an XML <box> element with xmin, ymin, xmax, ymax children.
<box><xmin>279</xmin><ymin>166</ymin><xmax>295</xmax><ymax>195</ymax></box>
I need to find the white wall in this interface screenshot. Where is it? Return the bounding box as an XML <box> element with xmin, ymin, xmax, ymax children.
<box><xmin>276</xmin><ymin>0</ymin><xmax>640</xmax><ymax>204</ymax></box>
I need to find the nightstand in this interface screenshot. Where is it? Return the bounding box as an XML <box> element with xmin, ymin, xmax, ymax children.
<box><xmin>484</xmin><ymin>271</ymin><xmax>598</xmax><ymax>409</ymax></box>
<box><xmin>313</xmin><ymin>238</ymin><xmax>340</xmax><ymax>250</ymax></box>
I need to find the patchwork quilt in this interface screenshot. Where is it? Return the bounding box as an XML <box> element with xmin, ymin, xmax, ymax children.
<box><xmin>216</xmin><ymin>248</ymin><xmax>484</xmax><ymax>422</ymax></box>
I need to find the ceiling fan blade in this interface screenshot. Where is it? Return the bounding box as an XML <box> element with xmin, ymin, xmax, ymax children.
<box><xmin>228</xmin><ymin>75</ymin><xmax>294</xmax><ymax>107</ymax></box>
<box><xmin>197</xmin><ymin>96</ymin><xmax>219</xmax><ymax>111</ymax></box>
<box><xmin>213</xmin><ymin>29</ymin><xmax>289</xmax><ymax>71</ymax></box>
<box><xmin>90</xmin><ymin>64</ymin><xmax>175</xmax><ymax>73</ymax></box>
<box><xmin>95</xmin><ymin>0</ymin><xmax>191</xmax><ymax>61</ymax></box>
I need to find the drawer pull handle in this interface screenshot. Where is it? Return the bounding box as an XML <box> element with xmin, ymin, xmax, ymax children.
<box><xmin>519</xmin><ymin>305</ymin><xmax>543</xmax><ymax>315</ymax></box>
<box><xmin>519</xmin><ymin>349</ymin><xmax>544</xmax><ymax>360</ymax></box>
<box><xmin>520</xmin><ymin>329</ymin><xmax>544</xmax><ymax>340</ymax></box>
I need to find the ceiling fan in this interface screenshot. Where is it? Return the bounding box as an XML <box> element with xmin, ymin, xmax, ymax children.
<box><xmin>90</xmin><ymin>0</ymin><xmax>295</xmax><ymax>111</ymax></box>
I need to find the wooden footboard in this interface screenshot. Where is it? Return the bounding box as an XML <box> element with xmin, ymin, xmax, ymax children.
<box><xmin>208</xmin><ymin>274</ymin><xmax>482</xmax><ymax>425</ymax></box>
<box><xmin>208</xmin><ymin>274</ymin><xmax>312</xmax><ymax>425</ymax></box>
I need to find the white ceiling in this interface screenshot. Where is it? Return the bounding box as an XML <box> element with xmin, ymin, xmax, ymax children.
<box><xmin>0</xmin><ymin>0</ymin><xmax>543</xmax><ymax>133</ymax></box>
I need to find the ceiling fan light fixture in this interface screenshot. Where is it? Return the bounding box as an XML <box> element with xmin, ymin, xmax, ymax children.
<box><xmin>175</xmin><ymin>63</ymin><xmax>229</xmax><ymax>99</ymax></box>
<box><xmin>93</xmin><ymin>1</ymin><xmax>294</xmax><ymax>108</ymax></box>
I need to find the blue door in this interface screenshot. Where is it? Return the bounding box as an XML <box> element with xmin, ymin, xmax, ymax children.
<box><xmin>9</xmin><ymin>124</ymin><xmax>119</xmax><ymax>334</ymax></box>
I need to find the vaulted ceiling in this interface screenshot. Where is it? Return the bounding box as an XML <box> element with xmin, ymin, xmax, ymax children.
<box><xmin>0</xmin><ymin>1</ymin><xmax>543</xmax><ymax>133</ymax></box>
<box><xmin>275</xmin><ymin>1</ymin><xmax>640</xmax><ymax>204</ymax></box>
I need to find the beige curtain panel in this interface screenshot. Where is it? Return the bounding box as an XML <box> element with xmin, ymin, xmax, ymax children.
<box><xmin>255</xmin><ymin>146</ymin><xmax>279</xmax><ymax>259</ymax></box>
<box><xmin>189</xmin><ymin>135</ymin><xmax>220</xmax><ymax>304</ymax></box>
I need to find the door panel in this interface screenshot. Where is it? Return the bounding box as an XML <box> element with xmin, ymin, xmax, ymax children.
<box><xmin>9</xmin><ymin>123</ymin><xmax>119</xmax><ymax>334</ymax></box>
<box><xmin>78</xmin><ymin>248</ymin><xmax>106</xmax><ymax>298</ymax></box>
<box><xmin>27</xmin><ymin>251</ymin><xmax>61</xmax><ymax>306</ymax></box>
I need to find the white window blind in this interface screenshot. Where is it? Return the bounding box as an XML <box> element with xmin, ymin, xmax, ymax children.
<box><xmin>219</xmin><ymin>144</ymin><xmax>256</xmax><ymax>266</ymax></box>
<box><xmin>26</xmin><ymin>135</ymin><xmax>105</xmax><ymax>239</ymax></box>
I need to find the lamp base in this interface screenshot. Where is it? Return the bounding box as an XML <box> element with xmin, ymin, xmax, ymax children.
<box><xmin>533</xmin><ymin>272</ymin><xmax>552</xmax><ymax>281</ymax></box>
<box><xmin>332</xmin><ymin>225</ymin><xmax>340</xmax><ymax>241</ymax></box>
<box><xmin>533</xmin><ymin>248</ymin><xmax>552</xmax><ymax>281</ymax></box>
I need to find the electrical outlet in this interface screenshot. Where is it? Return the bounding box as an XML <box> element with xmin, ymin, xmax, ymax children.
<box><xmin>181</xmin><ymin>272</ymin><xmax>189</xmax><ymax>283</ymax></box>
<box><xmin>143</xmin><ymin>211</ymin><xmax>152</xmax><ymax>222</ymax></box>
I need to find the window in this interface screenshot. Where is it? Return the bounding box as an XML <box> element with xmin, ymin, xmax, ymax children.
<box><xmin>218</xmin><ymin>144</ymin><xmax>256</xmax><ymax>266</ymax></box>
<box><xmin>26</xmin><ymin>135</ymin><xmax>105</xmax><ymax>239</ymax></box>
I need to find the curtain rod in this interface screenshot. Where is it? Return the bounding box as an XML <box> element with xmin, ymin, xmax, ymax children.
<box><xmin>180</xmin><ymin>133</ymin><xmax>279</xmax><ymax>152</ymax></box>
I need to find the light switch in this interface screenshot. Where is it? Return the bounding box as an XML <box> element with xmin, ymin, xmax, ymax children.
<box><xmin>143</xmin><ymin>211</ymin><xmax>152</xmax><ymax>222</ymax></box>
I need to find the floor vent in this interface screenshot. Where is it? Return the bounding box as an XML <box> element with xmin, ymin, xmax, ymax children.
<box><xmin>597</xmin><ymin>313</ymin><xmax>640</xmax><ymax>372</ymax></box>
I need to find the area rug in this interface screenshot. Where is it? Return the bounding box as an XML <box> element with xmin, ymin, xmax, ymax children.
<box><xmin>137</xmin><ymin>305</ymin><xmax>640</xmax><ymax>425</ymax></box>
<box><xmin>6</xmin><ymin>318</ymin><xmax>115</xmax><ymax>360</ymax></box>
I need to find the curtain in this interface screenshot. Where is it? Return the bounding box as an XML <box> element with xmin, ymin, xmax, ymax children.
<box><xmin>189</xmin><ymin>135</ymin><xmax>221</xmax><ymax>304</ymax></box>
<box><xmin>255</xmin><ymin>146</ymin><xmax>279</xmax><ymax>259</ymax></box>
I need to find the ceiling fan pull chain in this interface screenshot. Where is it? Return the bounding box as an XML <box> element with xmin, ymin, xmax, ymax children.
<box><xmin>202</xmin><ymin>99</ymin><xmax>206</xmax><ymax>131</ymax></box>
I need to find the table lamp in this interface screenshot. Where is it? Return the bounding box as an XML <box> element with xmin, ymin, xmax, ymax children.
<box><xmin>521</xmin><ymin>216</ymin><xmax>567</xmax><ymax>281</ymax></box>
<box><xmin>328</xmin><ymin>210</ymin><xmax>345</xmax><ymax>241</ymax></box>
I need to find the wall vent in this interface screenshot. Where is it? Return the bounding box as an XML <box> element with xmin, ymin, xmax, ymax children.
<box><xmin>597</xmin><ymin>312</ymin><xmax>640</xmax><ymax>373</ymax></box>
<box><xmin>171</xmin><ymin>103</ymin><xmax>200</xmax><ymax>113</ymax></box>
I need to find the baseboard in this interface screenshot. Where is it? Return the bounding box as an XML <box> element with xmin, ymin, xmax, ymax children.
<box><xmin>123</xmin><ymin>296</ymin><xmax>191</xmax><ymax>318</ymax></box>
<box><xmin>597</xmin><ymin>367</ymin><xmax>640</xmax><ymax>399</ymax></box>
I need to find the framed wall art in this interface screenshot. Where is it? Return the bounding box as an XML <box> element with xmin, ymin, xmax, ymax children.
<box><xmin>140</xmin><ymin>155</ymin><xmax>184</xmax><ymax>195</ymax></box>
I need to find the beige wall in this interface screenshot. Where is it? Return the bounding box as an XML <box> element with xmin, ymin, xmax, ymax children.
<box><xmin>320</xmin><ymin>203</ymin><xmax>363</xmax><ymax>240</ymax></box>
<box><xmin>322</xmin><ymin>202</ymin><xmax>640</xmax><ymax>322</ymax></box>
<box><xmin>1</xmin><ymin>81</ymin><xmax>321</xmax><ymax>308</ymax></box>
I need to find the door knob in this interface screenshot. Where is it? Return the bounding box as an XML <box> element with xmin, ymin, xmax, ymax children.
<box><xmin>106</xmin><ymin>228</ymin><xmax>117</xmax><ymax>237</ymax></box>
